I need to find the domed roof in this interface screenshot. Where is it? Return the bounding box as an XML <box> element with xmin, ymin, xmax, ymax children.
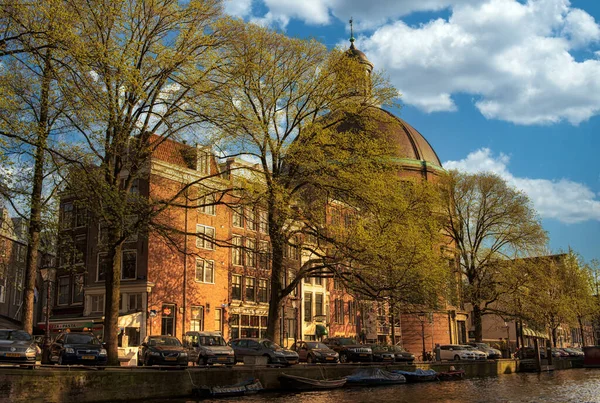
<box><xmin>345</xmin><ymin>43</ymin><xmax>374</xmax><ymax>73</ymax></box>
<box><xmin>333</xmin><ymin>106</ymin><xmax>443</xmax><ymax>169</ymax></box>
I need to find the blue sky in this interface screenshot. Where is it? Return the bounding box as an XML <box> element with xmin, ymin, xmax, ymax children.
<box><xmin>225</xmin><ymin>0</ymin><xmax>600</xmax><ymax>263</ymax></box>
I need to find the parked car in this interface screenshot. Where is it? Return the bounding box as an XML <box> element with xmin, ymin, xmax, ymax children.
<box><xmin>291</xmin><ymin>340</ymin><xmax>339</xmax><ymax>363</ymax></box>
<box><xmin>228</xmin><ymin>338</ymin><xmax>298</xmax><ymax>366</ymax></box>
<box><xmin>467</xmin><ymin>342</ymin><xmax>502</xmax><ymax>359</ymax></box>
<box><xmin>370</xmin><ymin>345</ymin><xmax>395</xmax><ymax>362</ymax></box>
<box><xmin>322</xmin><ymin>337</ymin><xmax>373</xmax><ymax>363</ymax></box>
<box><xmin>183</xmin><ymin>331</ymin><xmax>234</xmax><ymax>366</ymax></box>
<box><xmin>461</xmin><ymin>345</ymin><xmax>487</xmax><ymax>360</ymax></box>
<box><xmin>513</xmin><ymin>346</ymin><xmax>547</xmax><ymax>360</ymax></box>
<box><xmin>43</xmin><ymin>332</ymin><xmax>107</xmax><ymax>366</ymax></box>
<box><xmin>0</xmin><ymin>329</ymin><xmax>38</xmax><ymax>366</ymax></box>
<box><xmin>560</xmin><ymin>348</ymin><xmax>584</xmax><ymax>357</ymax></box>
<box><xmin>552</xmin><ymin>348</ymin><xmax>570</xmax><ymax>358</ymax></box>
<box><xmin>439</xmin><ymin>344</ymin><xmax>479</xmax><ymax>361</ymax></box>
<box><xmin>138</xmin><ymin>335</ymin><xmax>188</xmax><ymax>367</ymax></box>
<box><xmin>385</xmin><ymin>345</ymin><xmax>415</xmax><ymax>364</ymax></box>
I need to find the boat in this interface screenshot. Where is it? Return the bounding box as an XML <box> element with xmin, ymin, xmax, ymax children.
<box><xmin>345</xmin><ymin>368</ymin><xmax>407</xmax><ymax>386</ymax></box>
<box><xmin>192</xmin><ymin>378</ymin><xmax>263</xmax><ymax>398</ymax></box>
<box><xmin>436</xmin><ymin>369</ymin><xmax>466</xmax><ymax>381</ymax></box>
<box><xmin>392</xmin><ymin>368</ymin><xmax>438</xmax><ymax>382</ymax></box>
<box><xmin>279</xmin><ymin>373</ymin><xmax>347</xmax><ymax>390</ymax></box>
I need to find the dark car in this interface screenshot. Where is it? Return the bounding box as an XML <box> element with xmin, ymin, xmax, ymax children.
<box><xmin>138</xmin><ymin>335</ymin><xmax>188</xmax><ymax>367</ymax></box>
<box><xmin>228</xmin><ymin>338</ymin><xmax>298</xmax><ymax>366</ymax></box>
<box><xmin>291</xmin><ymin>340</ymin><xmax>339</xmax><ymax>363</ymax></box>
<box><xmin>0</xmin><ymin>329</ymin><xmax>38</xmax><ymax>366</ymax></box>
<box><xmin>183</xmin><ymin>331</ymin><xmax>235</xmax><ymax>366</ymax></box>
<box><xmin>385</xmin><ymin>345</ymin><xmax>415</xmax><ymax>364</ymax></box>
<box><xmin>43</xmin><ymin>332</ymin><xmax>107</xmax><ymax>366</ymax></box>
<box><xmin>322</xmin><ymin>337</ymin><xmax>373</xmax><ymax>363</ymax></box>
<box><xmin>514</xmin><ymin>346</ymin><xmax>547</xmax><ymax>360</ymax></box>
<box><xmin>370</xmin><ymin>345</ymin><xmax>395</xmax><ymax>362</ymax></box>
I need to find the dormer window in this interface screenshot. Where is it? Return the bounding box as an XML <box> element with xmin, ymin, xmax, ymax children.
<box><xmin>197</xmin><ymin>150</ymin><xmax>210</xmax><ymax>175</ymax></box>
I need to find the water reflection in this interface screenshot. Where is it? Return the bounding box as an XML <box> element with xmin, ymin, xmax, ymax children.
<box><xmin>163</xmin><ymin>369</ymin><xmax>600</xmax><ymax>403</ymax></box>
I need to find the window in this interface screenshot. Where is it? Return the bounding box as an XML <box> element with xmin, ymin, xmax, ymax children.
<box><xmin>122</xmin><ymin>250</ymin><xmax>137</xmax><ymax>280</ymax></box>
<box><xmin>215</xmin><ymin>308</ymin><xmax>223</xmax><ymax>332</ymax></box>
<box><xmin>246</xmin><ymin>238</ymin><xmax>255</xmax><ymax>267</ymax></box>
<box><xmin>199</xmin><ymin>193</ymin><xmax>216</xmax><ymax>215</ymax></box>
<box><xmin>258</xmin><ymin>210</ymin><xmax>268</xmax><ymax>233</ymax></box>
<box><xmin>195</xmin><ymin>258</ymin><xmax>214</xmax><ymax>283</ymax></box>
<box><xmin>232</xmin><ymin>207</ymin><xmax>243</xmax><ymax>228</ymax></box>
<box><xmin>315</xmin><ymin>293</ymin><xmax>324</xmax><ymax>316</ymax></box>
<box><xmin>75</xmin><ymin>206</ymin><xmax>87</xmax><ymax>228</ymax></box>
<box><xmin>130</xmin><ymin>178</ymin><xmax>139</xmax><ymax>195</ymax></box>
<box><xmin>258</xmin><ymin>241</ymin><xmax>270</xmax><ymax>269</ymax></box>
<box><xmin>231</xmin><ymin>275</ymin><xmax>242</xmax><ymax>300</ymax></box>
<box><xmin>190</xmin><ymin>306</ymin><xmax>204</xmax><ymax>331</ymax></box>
<box><xmin>313</xmin><ymin>268</ymin><xmax>322</xmax><ymax>286</ymax></box>
<box><xmin>304</xmin><ymin>275</ymin><xmax>312</xmax><ymax>284</ymax></box>
<box><xmin>334</xmin><ymin>299</ymin><xmax>345</xmax><ymax>324</ymax></box>
<box><xmin>334</xmin><ymin>276</ymin><xmax>343</xmax><ymax>291</ymax></box>
<box><xmin>72</xmin><ymin>274</ymin><xmax>84</xmax><ymax>304</ymax></box>
<box><xmin>348</xmin><ymin>301</ymin><xmax>356</xmax><ymax>325</ymax></box>
<box><xmin>0</xmin><ymin>278</ymin><xmax>5</xmax><ymax>303</ymax></box>
<box><xmin>197</xmin><ymin>151</ymin><xmax>210</xmax><ymax>175</ymax></box>
<box><xmin>246</xmin><ymin>209</ymin><xmax>256</xmax><ymax>231</ymax></box>
<box><xmin>74</xmin><ymin>236</ymin><xmax>86</xmax><ymax>265</ymax></box>
<box><xmin>97</xmin><ymin>253</ymin><xmax>110</xmax><ymax>282</ymax></box>
<box><xmin>285</xmin><ymin>240</ymin><xmax>299</xmax><ymax>261</ymax></box>
<box><xmin>98</xmin><ymin>222</ymin><xmax>109</xmax><ymax>245</ymax></box>
<box><xmin>90</xmin><ymin>294</ymin><xmax>104</xmax><ymax>314</ymax></box>
<box><xmin>128</xmin><ymin>293</ymin><xmax>143</xmax><ymax>311</ymax></box>
<box><xmin>257</xmin><ymin>279</ymin><xmax>268</xmax><ymax>303</ymax></box>
<box><xmin>245</xmin><ymin>277</ymin><xmax>255</xmax><ymax>302</ymax></box>
<box><xmin>61</xmin><ymin>203</ymin><xmax>74</xmax><ymax>229</ymax></box>
<box><xmin>304</xmin><ymin>292</ymin><xmax>312</xmax><ymax>322</ymax></box>
<box><xmin>57</xmin><ymin>277</ymin><xmax>69</xmax><ymax>305</ymax></box>
<box><xmin>232</xmin><ymin>236</ymin><xmax>242</xmax><ymax>266</ymax></box>
<box><xmin>17</xmin><ymin>244</ymin><xmax>26</xmax><ymax>263</ymax></box>
<box><xmin>196</xmin><ymin>225</ymin><xmax>215</xmax><ymax>250</ymax></box>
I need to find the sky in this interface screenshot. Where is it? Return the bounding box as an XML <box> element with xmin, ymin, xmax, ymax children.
<box><xmin>223</xmin><ymin>0</ymin><xmax>600</xmax><ymax>263</ymax></box>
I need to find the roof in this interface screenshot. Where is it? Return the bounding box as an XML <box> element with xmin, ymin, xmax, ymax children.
<box><xmin>150</xmin><ymin>135</ymin><xmax>197</xmax><ymax>169</ymax></box>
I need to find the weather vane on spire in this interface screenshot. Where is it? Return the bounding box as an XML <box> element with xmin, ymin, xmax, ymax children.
<box><xmin>349</xmin><ymin>17</ymin><xmax>355</xmax><ymax>48</ymax></box>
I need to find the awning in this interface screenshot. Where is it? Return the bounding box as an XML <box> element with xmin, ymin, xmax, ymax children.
<box><xmin>522</xmin><ymin>327</ymin><xmax>549</xmax><ymax>339</ymax></box>
<box><xmin>316</xmin><ymin>324</ymin><xmax>328</xmax><ymax>337</ymax></box>
<box><xmin>118</xmin><ymin>312</ymin><xmax>142</xmax><ymax>328</ymax></box>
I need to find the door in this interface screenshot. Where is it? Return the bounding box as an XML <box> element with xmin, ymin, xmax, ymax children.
<box><xmin>246</xmin><ymin>340</ymin><xmax>261</xmax><ymax>357</ymax></box>
<box><xmin>298</xmin><ymin>342</ymin><xmax>307</xmax><ymax>361</ymax></box>
<box><xmin>161</xmin><ymin>304</ymin><xmax>176</xmax><ymax>337</ymax></box>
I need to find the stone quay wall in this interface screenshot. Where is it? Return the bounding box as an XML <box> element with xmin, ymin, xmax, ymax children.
<box><xmin>0</xmin><ymin>359</ymin><xmax>579</xmax><ymax>403</ymax></box>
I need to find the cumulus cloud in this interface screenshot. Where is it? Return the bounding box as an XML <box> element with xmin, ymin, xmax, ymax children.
<box><xmin>248</xmin><ymin>0</ymin><xmax>600</xmax><ymax>125</ymax></box>
<box><xmin>222</xmin><ymin>0</ymin><xmax>253</xmax><ymax>19</ymax></box>
<box><xmin>444</xmin><ymin>148</ymin><xmax>600</xmax><ymax>224</ymax></box>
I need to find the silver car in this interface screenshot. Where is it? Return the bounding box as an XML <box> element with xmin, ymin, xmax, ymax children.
<box><xmin>0</xmin><ymin>329</ymin><xmax>38</xmax><ymax>367</ymax></box>
<box><xmin>229</xmin><ymin>338</ymin><xmax>299</xmax><ymax>366</ymax></box>
<box><xmin>183</xmin><ymin>331</ymin><xmax>234</xmax><ymax>366</ymax></box>
<box><xmin>468</xmin><ymin>342</ymin><xmax>502</xmax><ymax>359</ymax></box>
<box><xmin>439</xmin><ymin>344</ymin><xmax>479</xmax><ymax>361</ymax></box>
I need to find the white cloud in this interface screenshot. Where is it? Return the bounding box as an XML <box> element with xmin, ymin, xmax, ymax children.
<box><xmin>222</xmin><ymin>0</ymin><xmax>253</xmax><ymax>19</ymax></box>
<box><xmin>249</xmin><ymin>0</ymin><xmax>600</xmax><ymax>125</ymax></box>
<box><xmin>444</xmin><ymin>148</ymin><xmax>600</xmax><ymax>224</ymax></box>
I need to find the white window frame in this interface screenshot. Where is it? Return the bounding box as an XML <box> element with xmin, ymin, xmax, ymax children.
<box><xmin>57</xmin><ymin>276</ymin><xmax>70</xmax><ymax>306</ymax></box>
<box><xmin>121</xmin><ymin>249</ymin><xmax>137</xmax><ymax>281</ymax></box>
<box><xmin>199</xmin><ymin>194</ymin><xmax>216</xmax><ymax>216</ymax></box>
<box><xmin>196</xmin><ymin>224</ymin><xmax>215</xmax><ymax>250</ymax></box>
<box><xmin>232</xmin><ymin>207</ymin><xmax>243</xmax><ymax>228</ymax></box>
<box><xmin>0</xmin><ymin>278</ymin><xmax>5</xmax><ymax>303</ymax></box>
<box><xmin>72</xmin><ymin>273</ymin><xmax>84</xmax><ymax>305</ymax></box>
<box><xmin>96</xmin><ymin>253</ymin><xmax>109</xmax><ymax>282</ymax></box>
<box><xmin>195</xmin><ymin>258</ymin><xmax>215</xmax><ymax>284</ymax></box>
<box><xmin>246</xmin><ymin>238</ymin><xmax>255</xmax><ymax>268</ymax></box>
<box><xmin>232</xmin><ymin>236</ymin><xmax>243</xmax><ymax>266</ymax></box>
<box><xmin>90</xmin><ymin>294</ymin><xmax>104</xmax><ymax>314</ymax></box>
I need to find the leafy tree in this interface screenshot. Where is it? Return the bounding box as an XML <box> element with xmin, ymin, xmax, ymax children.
<box><xmin>439</xmin><ymin>170</ymin><xmax>547</xmax><ymax>341</ymax></box>
<box><xmin>204</xmin><ymin>20</ymin><xmax>398</xmax><ymax>342</ymax></box>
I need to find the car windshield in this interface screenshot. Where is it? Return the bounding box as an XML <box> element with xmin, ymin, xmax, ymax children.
<box><xmin>462</xmin><ymin>346</ymin><xmax>477</xmax><ymax>350</ymax></box>
<box><xmin>371</xmin><ymin>345</ymin><xmax>387</xmax><ymax>352</ymax></box>
<box><xmin>338</xmin><ymin>338</ymin><xmax>358</xmax><ymax>345</ymax></box>
<box><xmin>453</xmin><ymin>346</ymin><xmax>466</xmax><ymax>350</ymax></box>
<box><xmin>262</xmin><ymin>340</ymin><xmax>282</xmax><ymax>351</ymax></box>
<box><xmin>307</xmin><ymin>342</ymin><xmax>328</xmax><ymax>349</ymax></box>
<box><xmin>65</xmin><ymin>334</ymin><xmax>100</xmax><ymax>345</ymax></box>
<box><xmin>198</xmin><ymin>336</ymin><xmax>226</xmax><ymax>346</ymax></box>
<box><xmin>391</xmin><ymin>346</ymin><xmax>406</xmax><ymax>352</ymax></box>
<box><xmin>148</xmin><ymin>337</ymin><xmax>181</xmax><ymax>346</ymax></box>
<box><xmin>0</xmin><ymin>330</ymin><xmax>32</xmax><ymax>341</ymax></box>
<box><xmin>474</xmin><ymin>343</ymin><xmax>490</xmax><ymax>349</ymax></box>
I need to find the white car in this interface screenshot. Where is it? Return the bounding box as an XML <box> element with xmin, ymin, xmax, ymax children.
<box><xmin>439</xmin><ymin>344</ymin><xmax>479</xmax><ymax>361</ymax></box>
<box><xmin>461</xmin><ymin>345</ymin><xmax>488</xmax><ymax>360</ymax></box>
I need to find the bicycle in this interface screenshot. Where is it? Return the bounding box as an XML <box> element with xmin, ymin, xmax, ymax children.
<box><xmin>418</xmin><ymin>351</ymin><xmax>435</xmax><ymax>362</ymax></box>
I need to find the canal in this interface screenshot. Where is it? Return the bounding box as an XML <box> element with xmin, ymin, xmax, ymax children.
<box><xmin>156</xmin><ymin>368</ymin><xmax>600</xmax><ymax>403</ymax></box>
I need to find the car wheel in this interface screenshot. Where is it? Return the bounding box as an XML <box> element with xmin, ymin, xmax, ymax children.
<box><xmin>307</xmin><ymin>355</ymin><xmax>314</xmax><ymax>364</ymax></box>
<box><xmin>340</xmin><ymin>353</ymin><xmax>349</xmax><ymax>364</ymax></box>
<box><xmin>198</xmin><ymin>357</ymin><xmax>208</xmax><ymax>366</ymax></box>
<box><xmin>454</xmin><ymin>355</ymin><xmax>461</xmax><ymax>361</ymax></box>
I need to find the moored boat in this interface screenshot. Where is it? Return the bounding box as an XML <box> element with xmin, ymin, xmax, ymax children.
<box><xmin>279</xmin><ymin>373</ymin><xmax>347</xmax><ymax>390</ymax></box>
<box><xmin>436</xmin><ymin>369</ymin><xmax>465</xmax><ymax>381</ymax></box>
<box><xmin>392</xmin><ymin>368</ymin><xmax>438</xmax><ymax>383</ymax></box>
<box><xmin>192</xmin><ymin>378</ymin><xmax>263</xmax><ymax>398</ymax></box>
<box><xmin>345</xmin><ymin>368</ymin><xmax>407</xmax><ymax>386</ymax></box>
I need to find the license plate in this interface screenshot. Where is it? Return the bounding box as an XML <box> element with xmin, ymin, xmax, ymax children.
<box><xmin>360</xmin><ymin>354</ymin><xmax>367</xmax><ymax>357</ymax></box>
<box><xmin>5</xmin><ymin>353</ymin><xmax>20</xmax><ymax>358</ymax></box>
<box><xmin>217</xmin><ymin>357</ymin><xmax>228</xmax><ymax>361</ymax></box>
<box><xmin>326</xmin><ymin>357</ymin><xmax>334</xmax><ymax>360</ymax></box>
<box><xmin>165</xmin><ymin>357</ymin><xmax>177</xmax><ymax>361</ymax></box>
<box><xmin>289</xmin><ymin>360</ymin><xmax>298</xmax><ymax>364</ymax></box>
<box><xmin>82</xmin><ymin>355</ymin><xmax>95</xmax><ymax>360</ymax></box>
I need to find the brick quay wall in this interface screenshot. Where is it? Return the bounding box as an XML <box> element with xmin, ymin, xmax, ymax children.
<box><xmin>0</xmin><ymin>359</ymin><xmax>579</xmax><ymax>403</ymax></box>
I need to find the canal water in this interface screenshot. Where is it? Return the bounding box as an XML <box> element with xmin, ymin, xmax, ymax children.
<box><xmin>155</xmin><ymin>369</ymin><xmax>600</xmax><ymax>403</ymax></box>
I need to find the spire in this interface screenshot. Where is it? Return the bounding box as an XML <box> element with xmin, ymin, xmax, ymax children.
<box><xmin>349</xmin><ymin>17</ymin><xmax>355</xmax><ymax>49</ymax></box>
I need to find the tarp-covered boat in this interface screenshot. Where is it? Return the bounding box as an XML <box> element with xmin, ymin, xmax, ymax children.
<box><xmin>392</xmin><ymin>368</ymin><xmax>438</xmax><ymax>382</ymax></box>
<box><xmin>345</xmin><ymin>368</ymin><xmax>407</xmax><ymax>386</ymax></box>
<box><xmin>279</xmin><ymin>373</ymin><xmax>347</xmax><ymax>390</ymax></box>
<box><xmin>192</xmin><ymin>378</ymin><xmax>263</xmax><ymax>398</ymax></box>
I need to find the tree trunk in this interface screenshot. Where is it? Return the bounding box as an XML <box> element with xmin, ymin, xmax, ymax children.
<box><xmin>22</xmin><ymin>49</ymin><xmax>52</xmax><ymax>334</ymax></box>
<box><xmin>104</xmin><ymin>239</ymin><xmax>122</xmax><ymax>365</ymax></box>
<box><xmin>390</xmin><ymin>301</ymin><xmax>396</xmax><ymax>344</ymax></box>
<box><xmin>266</xmin><ymin>206</ymin><xmax>284</xmax><ymax>342</ymax></box>
<box><xmin>578</xmin><ymin>316</ymin><xmax>585</xmax><ymax>347</ymax></box>
<box><xmin>473</xmin><ymin>304</ymin><xmax>483</xmax><ymax>342</ymax></box>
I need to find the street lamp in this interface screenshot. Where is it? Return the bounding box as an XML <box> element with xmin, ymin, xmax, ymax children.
<box><xmin>39</xmin><ymin>266</ymin><xmax>56</xmax><ymax>349</ymax></box>
<box><xmin>418</xmin><ymin>313</ymin><xmax>426</xmax><ymax>362</ymax></box>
